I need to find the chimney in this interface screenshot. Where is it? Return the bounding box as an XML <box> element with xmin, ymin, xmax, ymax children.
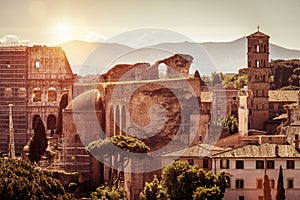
<box><xmin>295</xmin><ymin>134</ymin><xmax>299</xmax><ymax>150</ymax></box>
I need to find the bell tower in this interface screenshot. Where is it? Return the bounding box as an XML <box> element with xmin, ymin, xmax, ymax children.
<box><xmin>247</xmin><ymin>27</ymin><xmax>270</xmax><ymax>130</ymax></box>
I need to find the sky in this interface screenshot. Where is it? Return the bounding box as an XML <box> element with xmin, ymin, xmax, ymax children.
<box><xmin>0</xmin><ymin>0</ymin><xmax>300</xmax><ymax>49</ymax></box>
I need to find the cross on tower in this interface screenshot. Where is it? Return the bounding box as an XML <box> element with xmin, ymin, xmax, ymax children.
<box><xmin>257</xmin><ymin>25</ymin><xmax>260</xmax><ymax>32</ymax></box>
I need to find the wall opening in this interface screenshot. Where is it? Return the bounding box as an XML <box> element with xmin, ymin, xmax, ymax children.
<box><xmin>32</xmin><ymin>87</ymin><xmax>42</xmax><ymax>102</ymax></box>
<box><xmin>115</xmin><ymin>105</ymin><xmax>120</xmax><ymax>135</ymax></box>
<box><xmin>47</xmin><ymin>87</ymin><xmax>57</xmax><ymax>102</ymax></box>
<box><xmin>158</xmin><ymin>63</ymin><xmax>167</xmax><ymax>79</ymax></box>
<box><xmin>47</xmin><ymin>114</ymin><xmax>56</xmax><ymax>136</ymax></box>
<box><xmin>121</xmin><ymin>105</ymin><xmax>126</xmax><ymax>135</ymax></box>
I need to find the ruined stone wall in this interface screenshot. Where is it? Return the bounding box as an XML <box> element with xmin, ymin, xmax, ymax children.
<box><xmin>26</xmin><ymin>46</ymin><xmax>76</xmax><ymax>137</ymax></box>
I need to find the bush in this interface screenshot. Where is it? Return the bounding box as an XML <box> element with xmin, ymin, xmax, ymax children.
<box><xmin>0</xmin><ymin>158</ymin><xmax>74</xmax><ymax>200</ymax></box>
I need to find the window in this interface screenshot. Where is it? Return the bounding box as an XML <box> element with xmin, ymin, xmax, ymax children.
<box><xmin>287</xmin><ymin>160</ymin><xmax>295</xmax><ymax>169</ymax></box>
<box><xmin>236</xmin><ymin>160</ymin><xmax>244</xmax><ymax>169</ymax></box>
<box><xmin>35</xmin><ymin>61</ymin><xmax>40</xmax><ymax>68</ymax></box>
<box><xmin>33</xmin><ymin>87</ymin><xmax>41</xmax><ymax>102</ymax></box>
<box><xmin>258</xmin><ymin>196</ymin><xmax>264</xmax><ymax>200</ymax></box>
<box><xmin>47</xmin><ymin>87</ymin><xmax>57</xmax><ymax>102</ymax></box>
<box><xmin>236</xmin><ymin>179</ymin><xmax>244</xmax><ymax>189</ymax></box>
<box><xmin>267</xmin><ymin>160</ymin><xmax>275</xmax><ymax>169</ymax></box>
<box><xmin>256</xmin><ymin>160</ymin><xmax>264</xmax><ymax>169</ymax></box>
<box><xmin>239</xmin><ymin>196</ymin><xmax>244</xmax><ymax>200</ymax></box>
<box><xmin>257</xmin><ymin>179</ymin><xmax>263</xmax><ymax>188</ymax></box>
<box><xmin>256</xmin><ymin>45</ymin><xmax>260</xmax><ymax>52</ymax></box>
<box><xmin>226</xmin><ymin>176</ymin><xmax>230</xmax><ymax>188</ymax></box>
<box><xmin>188</xmin><ymin>159</ymin><xmax>194</xmax><ymax>165</ymax></box>
<box><xmin>220</xmin><ymin>159</ymin><xmax>230</xmax><ymax>169</ymax></box>
<box><xmin>4</xmin><ymin>88</ymin><xmax>12</xmax><ymax>97</ymax></box>
<box><xmin>203</xmin><ymin>159</ymin><xmax>209</xmax><ymax>169</ymax></box>
<box><xmin>18</xmin><ymin>87</ymin><xmax>26</xmax><ymax>98</ymax></box>
<box><xmin>288</xmin><ymin>179</ymin><xmax>294</xmax><ymax>188</ymax></box>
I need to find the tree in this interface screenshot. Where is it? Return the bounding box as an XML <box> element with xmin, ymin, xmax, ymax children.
<box><xmin>263</xmin><ymin>174</ymin><xmax>272</xmax><ymax>200</ymax></box>
<box><xmin>87</xmin><ymin>135</ymin><xmax>150</xmax><ymax>186</ymax></box>
<box><xmin>276</xmin><ymin>165</ymin><xmax>286</xmax><ymax>200</ymax></box>
<box><xmin>91</xmin><ymin>185</ymin><xmax>125</xmax><ymax>200</ymax></box>
<box><xmin>140</xmin><ymin>175</ymin><xmax>160</xmax><ymax>200</ymax></box>
<box><xmin>140</xmin><ymin>161</ymin><xmax>227</xmax><ymax>200</ymax></box>
<box><xmin>56</xmin><ymin>93</ymin><xmax>69</xmax><ymax>135</ymax></box>
<box><xmin>0</xmin><ymin>158</ymin><xmax>74</xmax><ymax>199</ymax></box>
<box><xmin>221</xmin><ymin>115</ymin><xmax>238</xmax><ymax>135</ymax></box>
<box><xmin>222</xmin><ymin>74</ymin><xmax>248</xmax><ymax>89</ymax></box>
<box><xmin>29</xmin><ymin>116</ymin><xmax>48</xmax><ymax>164</ymax></box>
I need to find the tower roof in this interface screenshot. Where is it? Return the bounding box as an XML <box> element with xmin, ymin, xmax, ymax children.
<box><xmin>247</xmin><ymin>31</ymin><xmax>270</xmax><ymax>38</ymax></box>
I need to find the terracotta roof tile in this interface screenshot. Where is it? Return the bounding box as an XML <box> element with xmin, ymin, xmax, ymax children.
<box><xmin>212</xmin><ymin>143</ymin><xmax>300</xmax><ymax>158</ymax></box>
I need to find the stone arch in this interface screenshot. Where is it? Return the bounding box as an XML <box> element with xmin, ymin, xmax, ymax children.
<box><xmin>32</xmin><ymin>87</ymin><xmax>42</xmax><ymax>102</ymax></box>
<box><xmin>158</xmin><ymin>63</ymin><xmax>167</xmax><ymax>79</ymax></box>
<box><xmin>47</xmin><ymin>114</ymin><xmax>56</xmax><ymax>136</ymax></box>
<box><xmin>47</xmin><ymin>87</ymin><xmax>57</xmax><ymax>102</ymax></box>
<box><xmin>32</xmin><ymin>114</ymin><xmax>41</xmax><ymax>129</ymax></box>
<box><xmin>110</xmin><ymin>105</ymin><xmax>114</xmax><ymax>136</ymax></box>
<box><xmin>115</xmin><ymin>105</ymin><xmax>120</xmax><ymax>135</ymax></box>
<box><xmin>121</xmin><ymin>105</ymin><xmax>126</xmax><ymax>135</ymax></box>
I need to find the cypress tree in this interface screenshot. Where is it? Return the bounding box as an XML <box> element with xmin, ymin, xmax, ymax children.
<box><xmin>263</xmin><ymin>174</ymin><xmax>272</xmax><ymax>200</ymax></box>
<box><xmin>55</xmin><ymin>93</ymin><xmax>68</xmax><ymax>135</ymax></box>
<box><xmin>276</xmin><ymin>165</ymin><xmax>286</xmax><ymax>200</ymax></box>
<box><xmin>29</xmin><ymin>117</ymin><xmax>48</xmax><ymax>164</ymax></box>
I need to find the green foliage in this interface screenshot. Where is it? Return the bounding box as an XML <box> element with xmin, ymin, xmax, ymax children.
<box><xmin>192</xmin><ymin>186</ymin><xmax>221</xmax><ymax>200</ymax></box>
<box><xmin>0</xmin><ymin>158</ymin><xmax>74</xmax><ymax>200</ymax></box>
<box><xmin>263</xmin><ymin>174</ymin><xmax>272</xmax><ymax>200</ymax></box>
<box><xmin>87</xmin><ymin>135</ymin><xmax>150</xmax><ymax>157</ymax></box>
<box><xmin>29</xmin><ymin>117</ymin><xmax>48</xmax><ymax>164</ymax></box>
<box><xmin>91</xmin><ymin>185</ymin><xmax>125</xmax><ymax>200</ymax></box>
<box><xmin>220</xmin><ymin>115</ymin><xmax>238</xmax><ymax>135</ymax></box>
<box><xmin>140</xmin><ymin>175</ymin><xmax>160</xmax><ymax>200</ymax></box>
<box><xmin>87</xmin><ymin>135</ymin><xmax>150</xmax><ymax>186</ymax></box>
<box><xmin>276</xmin><ymin>165</ymin><xmax>286</xmax><ymax>200</ymax></box>
<box><xmin>270</xmin><ymin>59</ymin><xmax>300</xmax><ymax>89</ymax></box>
<box><xmin>140</xmin><ymin>161</ymin><xmax>227</xmax><ymax>200</ymax></box>
<box><xmin>222</xmin><ymin>74</ymin><xmax>248</xmax><ymax>89</ymax></box>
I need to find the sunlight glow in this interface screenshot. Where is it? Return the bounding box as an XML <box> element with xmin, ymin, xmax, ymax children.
<box><xmin>55</xmin><ymin>23</ymin><xmax>71</xmax><ymax>35</ymax></box>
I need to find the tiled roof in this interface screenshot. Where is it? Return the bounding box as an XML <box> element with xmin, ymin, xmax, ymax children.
<box><xmin>200</xmin><ymin>90</ymin><xmax>299</xmax><ymax>103</ymax></box>
<box><xmin>247</xmin><ymin>31</ymin><xmax>270</xmax><ymax>38</ymax></box>
<box><xmin>269</xmin><ymin>90</ymin><xmax>299</xmax><ymax>102</ymax></box>
<box><xmin>212</xmin><ymin>143</ymin><xmax>300</xmax><ymax>158</ymax></box>
<box><xmin>162</xmin><ymin>144</ymin><xmax>227</xmax><ymax>157</ymax></box>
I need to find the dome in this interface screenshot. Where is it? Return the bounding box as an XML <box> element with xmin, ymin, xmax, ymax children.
<box><xmin>66</xmin><ymin>89</ymin><xmax>101</xmax><ymax>111</ymax></box>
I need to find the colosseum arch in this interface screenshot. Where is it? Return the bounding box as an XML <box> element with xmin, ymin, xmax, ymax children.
<box><xmin>32</xmin><ymin>87</ymin><xmax>42</xmax><ymax>102</ymax></box>
<box><xmin>47</xmin><ymin>87</ymin><xmax>57</xmax><ymax>102</ymax></box>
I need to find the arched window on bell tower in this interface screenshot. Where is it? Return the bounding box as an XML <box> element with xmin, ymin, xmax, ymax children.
<box><xmin>256</xmin><ymin>59</ymin><xmax>260</xmax><ymax>68</ymax></box>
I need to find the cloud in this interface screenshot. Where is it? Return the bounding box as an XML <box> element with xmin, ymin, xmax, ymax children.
<box><xmin>84</xmin><ymin>32</ymin><xmax>108</xmax><ymax>42</ymax></box>
<box><xmin>0</xmin><ymin>35</ymin><xmax>30</xmax><ymax>46</ymax></box>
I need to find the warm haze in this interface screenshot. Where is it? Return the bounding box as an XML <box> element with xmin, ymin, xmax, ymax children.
<box><xmin>0</xmin><ymin>0</ymin><xmax>300</xmax><ymax>50</ymax></box>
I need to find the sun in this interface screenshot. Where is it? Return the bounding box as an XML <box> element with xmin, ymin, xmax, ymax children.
<box><xmin>55</xmin><ymin>23</ymin><xmax>71</xmax><ymax>35</ymax></box>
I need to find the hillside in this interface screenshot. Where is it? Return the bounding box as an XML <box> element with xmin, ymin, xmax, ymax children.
<box><xmin>58</xmin><ymin>38</ymin><xmax>300</xmax><ymax>75</ymax></box>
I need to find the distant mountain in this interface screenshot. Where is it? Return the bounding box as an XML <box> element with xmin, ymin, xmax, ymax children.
<box><xmin>200</xmin><ymin>37</ymin><xmax>300</xmax><ymax>73</ymax></box>
<box><xmin>58</xmin><ymin>38</ymin><xmax>300</xmax><ymax>75</ymax></box>
<box><xmin>57</xmin><ymin>40</ymin><xmax>133</xmax><ymax>75</ymax></box>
